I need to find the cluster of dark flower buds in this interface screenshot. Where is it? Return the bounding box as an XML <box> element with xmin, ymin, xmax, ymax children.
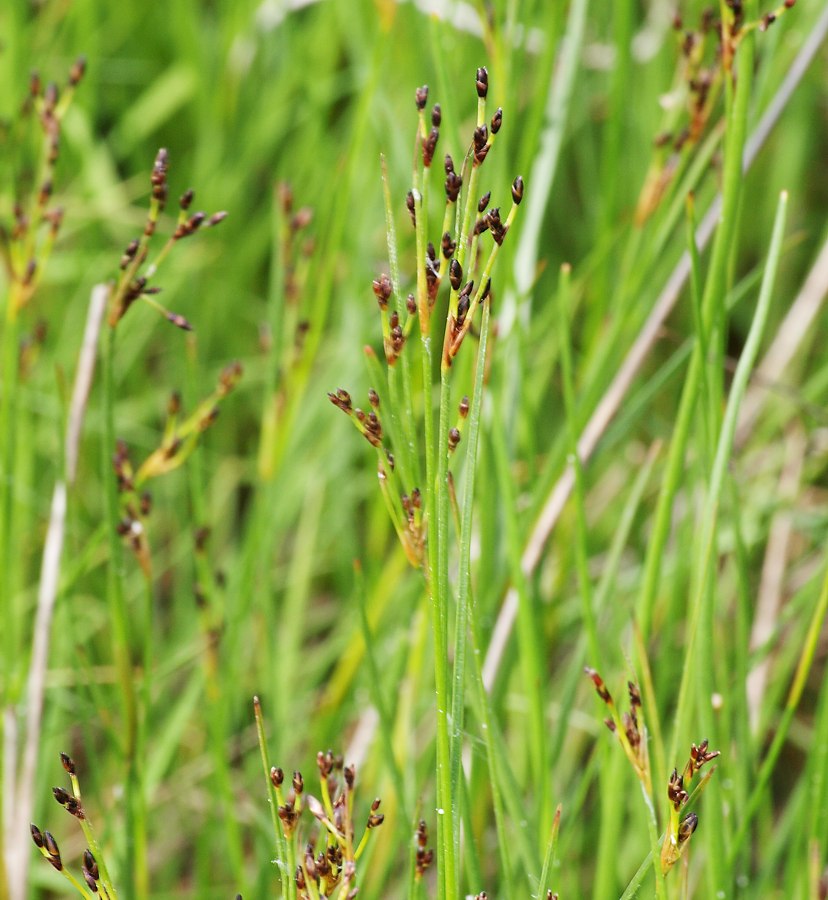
<box><xmin>31</xmin><ymin>754</ymin><xmax>115</xmax><ymax>896</ymax></box>
<box><xmin>108</xmin><ymin>148</ymin><xmax>226</xmax><ymax>329</ymax></box>
<box><xmin>269</xmin><ymin>750</ymin><xmax>384</xmax><ymax>900</ymax></box>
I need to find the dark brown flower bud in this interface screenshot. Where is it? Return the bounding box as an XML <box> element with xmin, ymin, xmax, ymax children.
<box><xmin>167</xmin><ymin>312</ymin><xmax>193</xmax><ymax>331</ymax></box>
<box><xmin>489</xmin><ymin>207</ymin><xmax>506</xmax><ymax>245</ymax></box>
<box><xmin>278</xmin><ymin>181</ymin><xmax>294</xmax><ymax>214</ymax></box>
<box><xmin>422</xmin><ymin>127</ymin><xmax>439</xmax><ymax>167</ymax></box>
<box><xmin>441</xmin><ymin>231</ymin><xmax>456</xmax><ymax>259</ymax></box>
<box><xmin>490</xmin><ymin>107</ymin><xmax>503</xmax><ymax>134</ymax></box>
<box><xmin>43</xmin><ymin>82</ymin><xmax>58</xmax><ymax>113</ymax></box>
<box><xmin>151</xmin><ymin>148</ymin><xmax>169</xmax><ymax>202</ymax></box>
<box><xmin>456</xmin><ymin>293</ymin><xmax>470</xmax><ymax>328</ymax></box>
<box><xmin>677</xmin><ymin>812</ymin><xmax>698</xmax><ymax>844</ymax></box>
<box><xmin>448</xmin><ymin>428</ymin><xmax>461</xmax><ymax>452</ymax></box>
<box><xmin>406</xmin><ymin>190</ymin><xmax>416</xmax><ymax>226</ymax></box>
<box><xmin>585</xmin><ymin>667</ymin><xmax>612</xmax><ymax>702</ymax></box>
<box><xmin>459</xmin><ymin>396</ymin><xmax>469</xmax><ymax>418</ymax></box>
<box><xmin>30</xmin><ymin>824</ymin><xmax>44</xmax><ymax>848</ymax></box>
<box><xmin>473</xmin><ymin>125</ymin><xmax>490</xmax><ymax>165</ymax></box>
<box><xmin>328</xmin><ymin>389</ymin><xmax>353</xmax><ymax>413</ymax></box>
<box><xmin>69</xmin><ymin>56</ymin><xmax>86</xmax><ymax>87</ymax></box>
<box><xmin>373</xmin><ymin>274</ymin><xmax>393</xmax><ymax>308</ymax></box>
<box><xmin>444</xmin><ymin>154</ymin><xmax>455</xmax><ymax>174</ymax></box>
<box><xmin>83</xmin><ymin>850</ymin><xmax>99</xmax><ymax>881</ymax></box>
<box><xmin>293</xmin><ymin>772</ymin><xmax>304</xmax><ymax>796</ymax></box>
<box><xmin>431</xmin><ymin>104</ymin><xmax>441</xmax><ymax>127</ymax></box>
<box><xmin>449</xmin><ymin>259</ymin><xmax>463</xmax><ymax>291</ymax></box>
<box><xmin>270</xmin><ymin>766</ymin><xmax>284</xmax><ymax>787</ymax></box>
<box><xmin>406</xmin><ymin>293</ymin><xmax>417</xmax><ymax>315</ymax></box>
<box><xmin>511</xmin><ymin>175</ymin><xmax>524</xmax><ymax>205</ymax></box>
<box><xmin>368</xmin><ymin>389</ymin><xmax>380</xmax><ymax>409</ymax></box>
<box><xmin>43</xmin><ymin>831</ymin><xmax>62</xmax><ymax>868</ymax></box>
<box><xmin>415</xmin><ymin>85</ymin><xmax>428</xmax><ymax>109</ymax></box>
<box><xmin>445</xmin><ymin>170</ymin><xmax>462</xmax><ymax>203</ymax></box>
<box><xmin>120</xmin><ymin>239</ymin><xmax>139</xmax><ymax>270</ymax></box>
<box><xmin>59</xmin><ymin>753</ymin><xmax>76</xmax><ymax>775</ymax></box>
<box><xmin>475</xmin><ymin>66</ymin><xmax>488</xmax><ymax>98</ymax></box>
<box><xmin>478</xmin><ymin>191</ymin><xmax>491</xmax><ymax>213</ymax></box>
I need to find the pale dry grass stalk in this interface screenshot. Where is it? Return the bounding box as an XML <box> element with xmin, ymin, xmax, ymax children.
<box><xmin>6</xmin><ymin>285</ymin><xmax>107</xmax><ymax>900</ymax></box>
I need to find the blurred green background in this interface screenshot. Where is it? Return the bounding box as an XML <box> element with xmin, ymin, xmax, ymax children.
<box><xmin>2</xmin><ymin>0</ymin><xmax>827</xmax><ymax>896</ymax></box>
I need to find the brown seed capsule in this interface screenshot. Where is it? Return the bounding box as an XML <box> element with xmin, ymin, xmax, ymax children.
<box><xmin>478</xmin><ymin>191</ymin><xmax>491</xmax><ymax>213</ymax></box>
<box><xmin>459</xmin><ymin>396</ymin><xmax>469</xmax><ymax>418</ymax></box>
<box><xmin>415</xmin><ymin>85</ymin><xmax>428</xmax><ymax>109</ymax></box>
<box><xmin>30</xmin><ymin>824</ymin><xmax>44</xmax><ymax>848</ymax></box>
<box><xmin>490</xmin><ymin>107</ymin><xmax>503</xmax><ymax>134</ymax></box>
<box><xmin>475</xmin><ymin>66</ymin><xmax>488</xmax><ymax>98</ymax></box>
<box><xmin>406</xmin><ymin>293</ymin><xmax>417</xmax><ymax>315</ymax></box>
<box><xmin>448</xmin><ymin>428</ymin><xmax>461</xmax><ymax>452</ymax></box>
<box><xmin>431</xmin><ymin>104</ymin><xmax>441</xmax><ymax>127</ymax></box>
<box><xmin>511</xmin><ymin>175</ymin><xmax>525</xmax><ymax>205</ymax></box>
<box><xmin>270</xmin><ymin>766</ymin><xmax>284</xmax><ymax>787</ymax></box>
<box><xmin>441</xmin><ymin>231</ymin><xmax>456</xmax><ymax>259</ymax></box>
<box><xmin>59</xmin><ymin>753</ymin><xmax>76</xmax><ymax>775</ymax></box>
<box><xmin>444</xmin><ymin>154</ymin><xmax>455</xmax><ymax>175</ymax></box>
<box><xmin>292</xmin><ymin>771</ymin><xmax>303</xmax><ymax>794</ymax></box>
<box><xmin>368</xmin><ymin>389</ymin><xmax>380</xmax><ymax>409</ymax></box>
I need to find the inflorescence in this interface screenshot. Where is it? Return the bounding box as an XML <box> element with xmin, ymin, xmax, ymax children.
<box><xmin>329</xmin><ymin>67</ymin><xmax>523</xmax><ymax>569</ymax></box>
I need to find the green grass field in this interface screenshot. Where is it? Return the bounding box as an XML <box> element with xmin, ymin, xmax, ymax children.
<box><xmin>2</xmin><ymin>1</ymin><xmax>828</xmax><ymax>897</ymax></box>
